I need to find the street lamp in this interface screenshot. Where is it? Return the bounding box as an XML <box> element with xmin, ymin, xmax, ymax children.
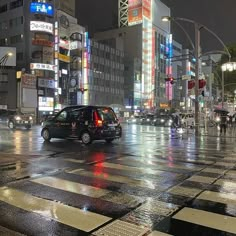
<box><xmin>221</xmin><ymin>62</ymin><xmax>236</xmax><ymax>109</ymax></box>
<box><xmin>162</xmin><ymin>16</ymin><xmax>231</xmax><ymax>135</ymax></box>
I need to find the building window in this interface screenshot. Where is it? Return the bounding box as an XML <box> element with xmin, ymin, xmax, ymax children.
<box><xmin>0</xmin><ymin>38</ymin><xmax>7</xmax><ymax>46</ymax></box>
<box><xmin>10</xmin><ymin>34</ymin><xmax>23</xmax><ymax>44</ymax></box>
<box><xmin>0</xmin><ymin>21</ymin><xmax>8</xmax><ymax>31</ymax></box>
<box><xmin>0</xmin><ymin>4</ymin><xmax>7</xmax><ymax>13</ymax></box>
<box><xmin>16</xmin><ymin>52</ymin><xmax>23</xmax><ymax>61</ymax></box>
<box><xmin>0</xmin><ymin>73</ymin><xmax>8</xmax><ymax>83</ymax></box>
<box><xmin>10</xmin><ymin>0</ymin><xmax>23</xmax><ymax>10</ymax></box>
<box><xmin>9</xmin><ymin>16</ymin><xmax>23</xmax><ymax>28</ymax></box>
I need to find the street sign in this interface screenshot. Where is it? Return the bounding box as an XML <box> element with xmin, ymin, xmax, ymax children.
<box><xmin>182</xmin><ymin>75</ymin><xmax>191</xmax><ymax>80</ymax></box>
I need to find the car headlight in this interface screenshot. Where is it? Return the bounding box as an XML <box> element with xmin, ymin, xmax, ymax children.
<box><xmin>15</xmin><ymin>116</ymin><xmax>21</xmax><ymax>121</ymax></box>
<box><xmin>147</xmin><ymin>119</ymin><xmax>150</xmax><ymax>121</ymax></box>
<box><xmin>154</xmin><ymin>119</ymin><xmax>156</xmax><ymax>122</ymax></box>
<box><xmin>169</xmin><ymin>120</ymin><xmax>173</xmax><ymax>123</ymax></box>
<box><xmin>161</xmin><ymin>119</ymin><xmax>164</xmax><ymax>123</ymax></box>
<box><xmin>216</xmin><ymin>117</ymin><xmax>220</xmax><ymax>122</ymax></box>
<box><xmin>29</xmin><ymin>116</ymin><xmax>33</xmax><ymax>120</ymax></box>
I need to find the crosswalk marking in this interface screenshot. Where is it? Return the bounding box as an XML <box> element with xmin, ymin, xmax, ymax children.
<box><xmin>214</xmin><ymin>162</ymin><xmax>236</xmax><ymax>167</ymax></box>
<box><xmin>92</xmin><ymin>219</ymin><xmax>149</xmax><ymax>236</ymax></box>
<box><xmin>64</xmin><ymin>158</ymin><xmax>85</xmax><ymax>163</ymax></box>
<box><xmin>147</xmin><ymin>231</ymin><xmax>173</xmax><ymax>236</ymax></box>
<box><xmin>123</xmin><ymin>158</ymin><xmax>204</xmax><ymax>172</ymax></box>
<box><xmin>225</xmin><ymin>170</ymin><xmax>236</xmax><ymax>178</ymax></box>
<box><xmin>201</xmin><ymin>167</ymin><xmax>227</xmax><ymax>174</ymax></box>
<box><xmin>197</xmin><ymin>190</ymin><xmax>236</xmax><ymax>205</ymax></box>
<box><xmin>173</xmin><ymin>207</ymin><xmax>236</xmax><ymax>234</ymax></box>
<box><xmin>69</xmin><ymin>169</ymin><xmax>157</xmax><ymax>189</ymax></box>
<box><xmin>214</xmin><ymin>179</ymin><xmax>236</xmax><ymax>189</ymax></box>
<box><xmin>0</xmin><ymin>187</ymin><xmax>111</xmax><ymax>232</ymax></box>
<box><xmin>31</xmin><ymin>176</ymin><xmax>110</xmax><ymax>198</ymax></box>
<box><xmin>168</xmin><ymin>186</ymin><xmax>202</xmax><ymax>198</ymax></box>
<box><xmin>94</xmin><ymin>162</ymin><xmax>166</xmax><ymax>175</ymax></box>
<box><xmin>186</xmin><ymin>175</ymin><xmax>216</xmax><ymax>184</ymax></box>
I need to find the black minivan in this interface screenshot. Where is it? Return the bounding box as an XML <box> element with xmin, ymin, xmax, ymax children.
<box><xmin>41</xmin><ymin>105</ymin><xmax>122</xmax><ymax>144</ymax></box>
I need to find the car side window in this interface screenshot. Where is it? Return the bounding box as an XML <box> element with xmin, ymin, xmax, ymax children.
<box><xmin>56</xmin><ymin>111</ymin><xmax>67</xmax><ymax>122</ymax></box>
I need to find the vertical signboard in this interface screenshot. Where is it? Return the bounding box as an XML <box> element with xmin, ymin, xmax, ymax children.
<box><xmin>128</xmin><ymin>0</ymin><xmax>143</xmax><ymax>26</ymax></box>
<box><xmin>142</xmin><ymin>0</ymin><xmax>151</xmax><ymax>20</ymax></box>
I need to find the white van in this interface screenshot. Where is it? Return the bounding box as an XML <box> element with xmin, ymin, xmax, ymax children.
<box><xmin>180</xmin><ymin>113</ymin><xmax>195</xmax><ymax>127</ymax></box>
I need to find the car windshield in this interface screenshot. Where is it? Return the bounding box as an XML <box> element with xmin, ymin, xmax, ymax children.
<box><xmin>97</xmin><ymin>108</ymin><xmax>117</xmax><ymax>121</ymax></box>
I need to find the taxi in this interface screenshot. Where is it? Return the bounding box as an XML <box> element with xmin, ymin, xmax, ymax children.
<box><xmin>41</xmin><ymin>105</ymin><xmax>122</xmax><ymax>144</ymax></box>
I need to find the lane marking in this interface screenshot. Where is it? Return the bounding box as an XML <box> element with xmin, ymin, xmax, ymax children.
<box><xmin>0</xmin><ymin>187</ymin><xmax>111</xmax><ymax>232</ymax></box>
<box><xmin>173</xmin><ymin>207</ymin><xmax>236</xmax><ymax>234</ymax></box>
<box><xmin>31</xmin><ymin>176</ymin><xmax>110</xmax><ymax>198</ymax></box>
<box><xmin>197</xmin><ymin>190</ymin><xmax>236</xmax><ymax>205</ymax></box>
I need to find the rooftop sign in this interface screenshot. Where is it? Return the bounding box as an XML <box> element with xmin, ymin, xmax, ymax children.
<box><xmin>30</xmin><ymin>2</ymin><xmax>54</xmax><ymax>16</ymax></box>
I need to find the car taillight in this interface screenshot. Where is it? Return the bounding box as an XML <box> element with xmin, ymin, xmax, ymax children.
<box><xmin>94</xmin><ymin>111</ymin><xmax>103</xmax><ymax>127</ymax></box>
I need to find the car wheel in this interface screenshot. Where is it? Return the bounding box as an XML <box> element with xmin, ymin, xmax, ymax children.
<box><xmin>42</xmin><ymin>129</ymin><xmax>51</xmax><ymax>142</ymax></box>
<box><xmin>81</xmin><ymin>131</ymin><xmax>92</xmax><ymax>145</ymax></box>
<box><xmin>8</xmin><ymin>121</ymin><xmax>15</xmax><ymax>129</ymax></box>
<box><xmin>105</xmin><ymin>138</ymin><xmax>114</xmax><ymax>143</ymax></box>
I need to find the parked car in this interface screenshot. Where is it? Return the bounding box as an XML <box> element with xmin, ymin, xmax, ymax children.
<box><xmin>180</xmin><ymin>113</ymin><xmax>195</xmax><ymax>127</ymax></box>
<box><xmin>41</xmin><ymin>105</ymin><xmax>122</xmax><ymax>144</ymax></box>
<box><xmin>152</xmin><ymin>115</ymin><xmax>173</xmax><ymax>127</ymax></box>
<box><xmin>0</xmin><ymin>109</ymin><xmax>34</xmax><ymax>129</ymax></box>
<box><xmin>140</xmin><ymin>114</ymin><xmax>155</xmax><ymax>125</ymax></box>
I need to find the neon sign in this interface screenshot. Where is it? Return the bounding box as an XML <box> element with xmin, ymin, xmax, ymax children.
<box><xmin>30</xmin><ymin>3</ymin><xmax>54</xmax><ymax>16</ymax></box>
<box><xmin>30</xmin><ymin>21</ymin><xmax>53</xmax><ymax>34</ymax></box>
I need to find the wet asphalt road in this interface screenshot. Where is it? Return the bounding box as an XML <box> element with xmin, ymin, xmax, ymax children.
<box><xmin>0</xmin><ymin>124</ymin><xmax>236</xmax><ymax>235</ymax></box>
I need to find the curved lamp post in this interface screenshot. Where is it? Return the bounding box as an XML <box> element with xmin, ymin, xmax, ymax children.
<box><xmin>162</xmin><ymin>16</ymin><xmax>231</xmax><ymax>135</ymax></box>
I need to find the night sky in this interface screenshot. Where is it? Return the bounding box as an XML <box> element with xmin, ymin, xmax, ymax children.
<box><xmin>75</xmin><ymin>0</ymin><xmax>236</xmax><ymax>51</ymax></box>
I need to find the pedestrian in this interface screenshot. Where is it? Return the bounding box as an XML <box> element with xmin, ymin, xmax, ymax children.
<box><xmin>220</xmin><ymin>112</ymin><xmax>227</xmax><ymax>135</ymax></box>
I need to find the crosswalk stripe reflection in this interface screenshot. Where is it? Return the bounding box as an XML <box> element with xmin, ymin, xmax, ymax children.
<box><xmin>173</xmin><ymin>207</ymin><xmax>236</xmax><ymax>234</ymax></box>
<box><xmin>0</xmin><ymin>187</ymin><xmax>111</xmax><ymax>232</ymax></box>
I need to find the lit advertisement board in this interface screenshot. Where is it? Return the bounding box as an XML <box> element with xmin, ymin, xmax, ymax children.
<box><xmin>128</xmin><ymin>0</ymin><xmax>142</xmax><ymax>26</ymax></box>
<box><xmin>30</xmin><ymin>21</ymin><xmax>53</xmax><ymax>34</ymax></box>
<box><xmin>38</xmin><ymin>97</ymin><xmax>54</xmax><ymax>111</ymax></box>
<box><xmin>30</xmin><ymin>3</ymin><xmax>54</xmax><ymax>16</ymax></box>
<box><xmin>143</xmin><ymin>0</ymin><xmax>151</xmax><ymax>20</ymax></box>
<box><xmin>30</xmin><ymin>63</ymin><xmax>54</xmax><ymax>71</ymax></box>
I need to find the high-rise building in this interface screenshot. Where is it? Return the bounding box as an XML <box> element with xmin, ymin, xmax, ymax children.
<box><xmin>94</xmin><ymin>0</ymin><xmax>172</xmax><ymax>112</ymax></box>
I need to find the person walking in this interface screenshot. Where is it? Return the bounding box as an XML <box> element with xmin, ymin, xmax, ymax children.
<box><xmin>220</xmin><ymin>112</ymin><xmax>228</xmax><ymax>135</ymax></box>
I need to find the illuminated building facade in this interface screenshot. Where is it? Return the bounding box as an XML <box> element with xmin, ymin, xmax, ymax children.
<box><xmin>95</xmin><ymin>0</ymin><xmax>172</xmax><ymax>111</ymax></box>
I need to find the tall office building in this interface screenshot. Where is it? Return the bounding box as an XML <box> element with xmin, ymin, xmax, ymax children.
<box><xmin>95</xmin><ymin>0</ymin><xmax>172</xmax><ymax>112</ymax></box>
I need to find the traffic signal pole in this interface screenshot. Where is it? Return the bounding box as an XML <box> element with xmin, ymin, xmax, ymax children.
<box><xmin>194</xmin><ymin>23</ymin><xmax>200</xmax><ymax>135</ymax></box>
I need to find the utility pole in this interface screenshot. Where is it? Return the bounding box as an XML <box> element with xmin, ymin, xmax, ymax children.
<box><xmin>194</xmin><ymin>23</ymin><xmax>200</xmax><ymax>135</ymax></box>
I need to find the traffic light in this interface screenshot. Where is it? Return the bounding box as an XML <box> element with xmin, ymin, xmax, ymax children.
<box><xmin>78</xmin><ymin>88</ymin><xmax>88</xmax><ymax>94</ymax></box>
<box><xmin>165</xmin><ymin>77</ymin><xmax>175</xmax><ymax>84</ymax></box>
<box><xmin>201</xmin><ymin>90</ymin><xmax>205</xmax><ymax>97</ymax></box>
